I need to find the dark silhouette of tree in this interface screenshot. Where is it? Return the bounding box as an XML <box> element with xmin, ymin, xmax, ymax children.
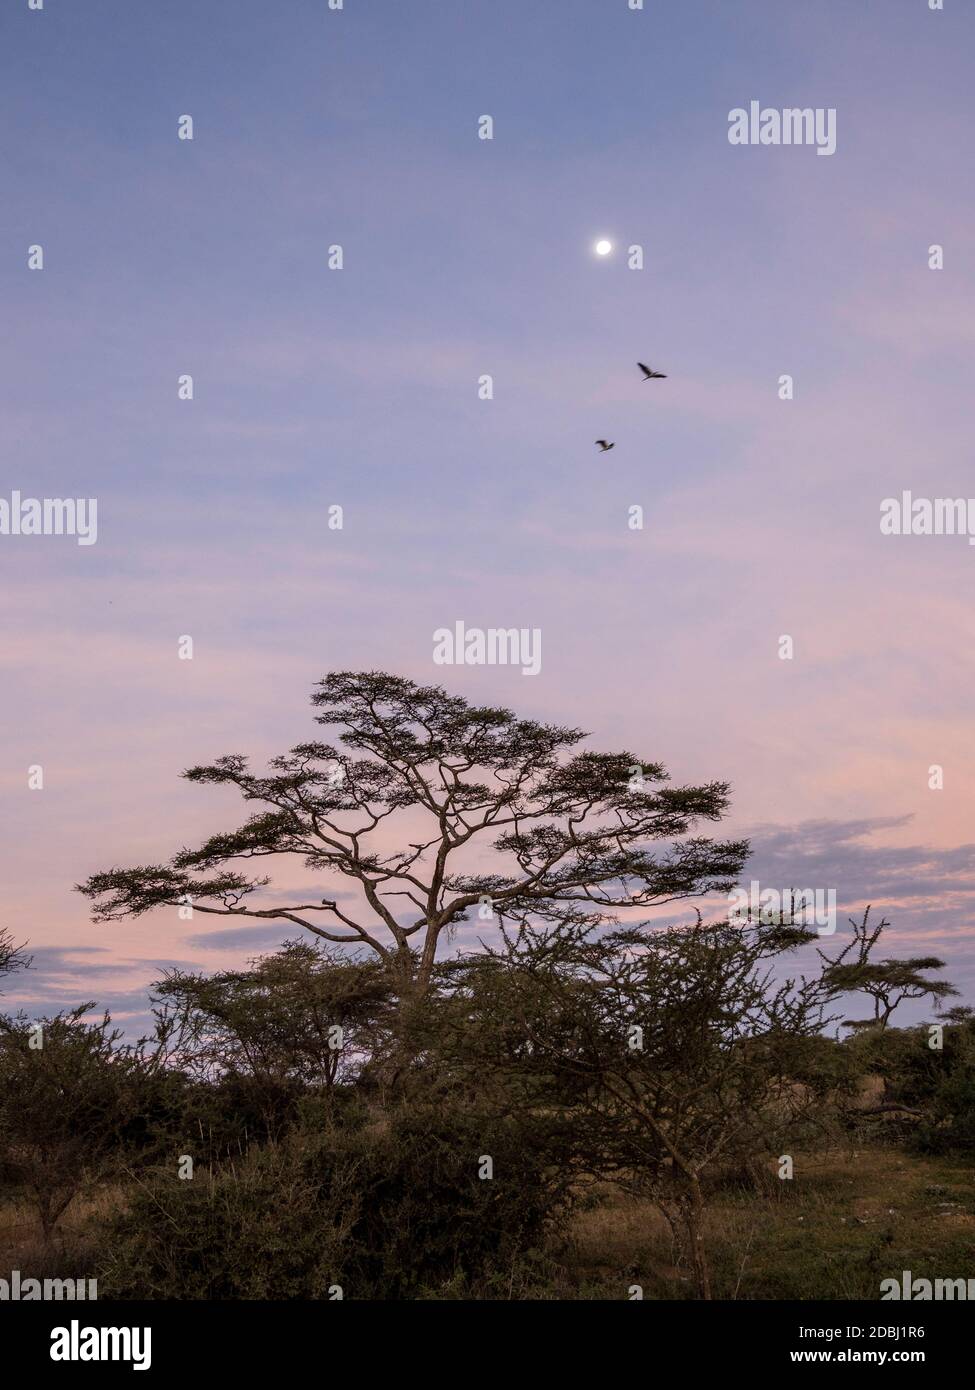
<box><xmin>819</xmin><ymin>908</ymin><xmax>958</xmax><ymax>1031</ymax></box>
<box><xmin>0</xmin><ymin>1007</ymin><xmax>152</xmax><ymax>1241</ymax></box>
<box><xmin>151</xmin><ymin>940</ymin><xmax>394</xmax><ymax>1131</ymax></box>
<box><xmin>0</xmin><ymin>927</ymin><xmax>30</xmax><ymax>990</ymax></box>
<box><xmin>79</xmin><ymin>672</ymin><xmax>748</xmax><ymax>993</ymax></box>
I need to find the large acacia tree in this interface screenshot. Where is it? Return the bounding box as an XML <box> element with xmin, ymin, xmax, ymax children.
<box><xmin>80</xmin><ymin>672</ymin><xmax>748</xmax><ymax>993</ymax></box>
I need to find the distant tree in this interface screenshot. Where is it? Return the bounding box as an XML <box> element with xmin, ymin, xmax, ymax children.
<box><xmin>820</xmin><ymin>908</ymin><xmax>958</xmax><ymax>1031</ymax></box>
<box><xmin>79</xmin><ymin>672</ymin><xmax>748</xmax><ymax>995</ymax></box>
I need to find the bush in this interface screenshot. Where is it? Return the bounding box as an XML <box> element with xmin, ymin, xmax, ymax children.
<box><xmin>914</xmin><ymin>1062</ymin><xmax>975</xmax><ymax>1153</ymax></box>
<box><xmin>99</xmin><ymin>1137</ymin><xmax>355</xmax><ymax>1300</ymax></box>
<box><xmin>0</xmin><ymin>1006</ymin><xmax>181</xmax><ymax>1240</ymax></box>
<box><xmin>322</xmin><ymin>1103</ymin><xmax>574</xmax><ymax>1298</ymax></box>
<box><xmin>98</xmin><ymin>1102</ymin><xmax>573</xmax><ymax>1300</ymax></box>
<box><xmin>847</xmin><ymin>1015</ymin><xmax>975</xmax><ymax>1153</ymax></box>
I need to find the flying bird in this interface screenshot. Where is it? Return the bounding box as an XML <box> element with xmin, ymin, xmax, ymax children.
<box><xmin>595</xmin><ymin>439</ymin><xmax>615</xmax><ymax>452</ymax></box>
<box><xmin>637</xmin><ymin>362</ymin><xmax>667</xmax><ymax>380</ymax></box>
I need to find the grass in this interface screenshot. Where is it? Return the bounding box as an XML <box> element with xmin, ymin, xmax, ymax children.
<box><xmin>0</xmin><ymin>1186</ymin><xmax>121</xmax><ymax>1284</ymax></box>
<box><xmin>550</xmin><ymin>1147</ymin><xmax>975</xmax><ymax>1300</ymax></box>
<box><xmin>2</xmin><ymin>1147</ymin><xmax>972</xmax><ymax>1300</ymax></box>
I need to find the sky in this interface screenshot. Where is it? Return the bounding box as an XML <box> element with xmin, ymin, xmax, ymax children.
<box><xmin>2</xmin><ymin>0</ymin><xmax>974</xmax><ymax>1032</ymax></box>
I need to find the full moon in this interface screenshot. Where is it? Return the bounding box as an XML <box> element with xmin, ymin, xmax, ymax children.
<box><xmin>594</xmin><ymin>239</ymin><xmax>613</xmax><ymax>256</ymax></box>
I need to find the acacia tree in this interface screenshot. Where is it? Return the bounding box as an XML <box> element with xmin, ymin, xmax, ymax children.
<box><xmin>819</xmin><ymin>908</ymin><xmax>958</xmax><ymax>1031</ymax></box>
<box><xmin>151</xmin><ymin>940</ymin><xmax>394</xmax><ymax>1129</ymax></box>
<box><xmin>437</xmin><ymin>917</ymin><xmax>853</xmax><ymax>1300</ymax></box>
<box><xmin>79</xmin><ymin>672</ymin><xmax>747</xmax><ymax>994</ymax></box>
<box><xmin>435</xmin><ymin>907</ymin><xmax>957</xmax><ymax>1298</ymax></box>
<box><xmin>817</xmin><ymin>909</ymin><xmax>959</xmax><ymax>1125</ymax></box>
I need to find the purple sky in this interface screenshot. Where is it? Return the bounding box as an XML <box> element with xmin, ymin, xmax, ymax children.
<box><xmin>2</xmin><ymin>0</ymin><xmax>974</xmax><ymax>1029</ymax></box>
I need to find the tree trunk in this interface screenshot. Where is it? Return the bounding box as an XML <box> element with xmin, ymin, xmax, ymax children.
<box><xmin>378</xmin><ymin>955</ymin><xmax>430</xmax><ymax>1101</ymax></box>
<box><xmin>680</xmin><ymin>1173</ymin><xmax>712</xmax><ymax>1300</ymax></box>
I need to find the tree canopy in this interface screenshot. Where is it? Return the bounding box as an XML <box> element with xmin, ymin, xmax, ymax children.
<box><xmin>79</xmin><ymin>671</ymin><xmax>748</xmax><ymax>990</ymax></box>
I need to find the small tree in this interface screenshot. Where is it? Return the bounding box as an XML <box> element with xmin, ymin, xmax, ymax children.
<box><xmin>151</xmin><ymin>940</ymin><xmax>394</xmax><ymax>1134</ymax></box>
<box><xmin>440</xmin><ymin>916</ymin><xmax>854</xmax><ymax>1299</ymax></box>
<box><xmin>820</xmin><ymin>908</ymin><xmax>958</xmax><ymax>1031</ymax></box>
<box><xmin>0</xmin><ymin>1006</ymin><xmax>156</xmax><ymax>1241</ymax></box>
<box><xmin>79</xmin><ymin>672</ymin><xmax>748</xmax><ymax>996</ymax></box>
